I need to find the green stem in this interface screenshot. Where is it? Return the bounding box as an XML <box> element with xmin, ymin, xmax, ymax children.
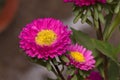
<box><xmin>51</xmin><ymin>65</ymin><xmax>58</xmax><ymax>76</ymax></box>
<box><xmin>118</xmin><ymin>65</ymin><xmax>120</xmax><ymax>80</ymax></box>
<box><xmin>103</xmin><ymin>56</ymin><xmax>108</xmax><ymax>80</ymax></box>
<box><xmin>93</xmin><ymin>17</ymin><xmax>108</xmax><ymax>80</ymax></box>
<box><xmin>96</xmin><ymin>20</ymin><xmax>103</xmax><ymax>40</ymax></box>
<box><xmin>51</xmin><ymin>60</ymin><xmax>65</xmax><ymax>80</ymax></box>
<box><xmin>96</xmin><ymin>20</ymin><xmax>108</xmax><ymax>80</ymax></box>
<box><xmin>103</xmin><ymin>11</ymin><xmax>120</xmax><ymax>41</ymax></box>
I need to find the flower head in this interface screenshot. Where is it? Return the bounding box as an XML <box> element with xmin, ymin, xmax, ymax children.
<box><xmin>19</xmin><ymin>18</ymin><xmax>71</xmax><ymax>60</ymax></box>
<box><xmin>86</xmin><ymin>71</ymin><xmax>103</xmax><ymax>80</ymax></box>
<box><xmin>64</xmin><ymin>0</ymin><xmax>106</xmax><ymax>6</ymax></box>
<box><xmin>67</xmin><ymin>44</ymin><xmax>95</xmax><ymax>71</ymax></box>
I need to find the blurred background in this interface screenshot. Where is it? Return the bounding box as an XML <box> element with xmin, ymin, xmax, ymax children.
<box><xmin>0</xmin><ymin>0</ymin><xmax>120</xmax><ymax>80</ymax></box>
<box><xmin>0</xmin><ymin>0</ymin><xmax>72</xmax><ymax>80</ymax></box>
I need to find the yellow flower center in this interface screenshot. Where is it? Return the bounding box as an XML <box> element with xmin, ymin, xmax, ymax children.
<box><xmin>70</xmin><ymin>51</ymin><xmax>85</xmax><ymax>62</ymax></box>
<box><xmin>35</xmin><ymin>30</ymin><xmax>57</xmax><ymax>46</ymax></box>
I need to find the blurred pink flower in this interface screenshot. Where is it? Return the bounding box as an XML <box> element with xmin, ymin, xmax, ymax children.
<box><xmin>64</xmin><ymin>0</ymin><xmax>106</xmax><ymax>6</ymax></box>
<box><xmin>86</xmin><ymin>71</ymin><xmax>103</xmax><ymax>80</ymax></box>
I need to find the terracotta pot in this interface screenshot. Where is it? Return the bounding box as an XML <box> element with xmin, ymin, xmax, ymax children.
<box><xmin>0</xmin><ymin>0</ymin><xmax>19</xmax><ymax>32</ymax></box>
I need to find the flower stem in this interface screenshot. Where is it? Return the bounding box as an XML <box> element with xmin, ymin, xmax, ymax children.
<box><xmin>97</xmin><ymin>20</ymin><xmax>108</xmax><ymax>80</ymax></box>
<box><xmin>103</xmin><ymin>56</ymin><xmax>108</xmax><ymax>80</ymax></box>
<box><xmin>96</xmin><ymin>20</ymin><xmax>103</xmax><ymax>40</ymax></box>
<box><xmin>51</xmin><ymin>59</ymin><xmax>66</xmax><ymax>80</ymax></box>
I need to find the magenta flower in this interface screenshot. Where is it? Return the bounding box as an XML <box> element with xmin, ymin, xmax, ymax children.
<box><xmin>64</xmin><ymin>0</ymin><xmax>106</xmax><ymax>6</ymax></box>
<box><xmin>86</xmin><ymin>71</ymin><xmax>103</xmax><ymax>80</ymax></box>
<box><xmin>67</xmin><ymin>44</ymin><xmax>95</xmax><ymax>71</ymax></box>
<box><xmin>19</xmin><ymin>18</ymin><xmax>71</xmax><ymax>60</ymax></box>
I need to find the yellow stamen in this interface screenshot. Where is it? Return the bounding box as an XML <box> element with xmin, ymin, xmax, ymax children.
<box><xmin>70</xmin><ymin>51</ymin><xmax>85</xmax><ymax>62</ymax></box>
<box><xmin>35</xmin><ymin>30</ymin><xmax>57</xmax><ymax>46</ymax></box>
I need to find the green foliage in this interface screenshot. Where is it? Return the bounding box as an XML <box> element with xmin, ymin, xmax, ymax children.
<box><xmin>108</xmin><ymin>60</ymin><xmax>120</xmax><ymax>80</ymax></box>
<box><xmin>95</xmin><ymin>57</ymin><xmax>104</xmax><ymax>67</ymax></box>
<box><xmin>94</xmin><ymin>7</ymin><xmax>99</xmax><ymax>21</ymax></box>
<box><xmin>27</xmin><ymin>56</ymin><xmax>47</xmax><ymax>66</ymax></box>
<box><xmin>73</xmin><ymin>5</ymin><xmax>93</xmax><ymax>25</ymax></box>
<box><xmin>26</xmin><ymin>56</ymin><xmax>53</xmax><ymax>71</ymax></box>
<box><xmin>104</xmin><ymin>13</ymin><xmax>113</xmax><ymax>34</ymax></box>
<box><xmin>98</xmin><ymin>66</ymin><xmax>105</xmax><ymax>78</ymax></box>
<box><xmin>47</xmin><ymin>78</ymin><xmax>56</xmax><ymax>80</ymax></box>
<box><xmin>94</xmin><ymin>40</ymin><xmax>119</xmax><ymax>63</ymax></box>
<box><xmin>46</xmin><ymin>62</ymin><xmax>52</xmax><ymax>71</ymax></box>
<box><xmin>116</xmin><ymin>43</ymin><xmax>120</xmax><ymax>55</ymax></box>
<box><xmin>104</xmin><ymin>10</ymin><xmax>120</xmax><ymax>40</ymax></box>
<box><xmin>71</xmin><ymin>28</ymin><xmax>98</xmax><ymax>57</ymax></box>
<box><xmin>114</xmin><ymin>2</ymin><xmax>120</xmax><ymax>14</ymax></box>
<box><xmin>107</xmin><ymin>0</ymin><xmax>113</xmax><ymax>3</ymax></box>
<box><xmin>73</xmin><ymin>4</ymin><xmax>107</xmax><ymax>28</ymax></box>
<box><xmin>77</xmin><ymin>75</ymin><xmax>84</xmax><ymax>80</ymax></box>
<box><xmin>66</xmin><ymin>68</ymin><xmax>75</xmax><ymax>76</ymax></box>
<box><xmin>71</xmin><ymin>75</ymin><xmax>77</xmax><ymax>80</ymax></box>
<box><xmin>98</xmin><ymin>12</ymin><xmax>105</xmax><ymax>24</ymax></box>
<box><xmin>71</xmin><ymin>28</ymin><xmax>120</xmax><ymax>80</ymax></box>
<box><xmin>71</xmin><ymin>28</ymin><xmax>120</xmax><ymax>64</ymax></box>
<box><xmin>79</xmin><ymin>70</ymin><xmax>90</xmax><ymax>78</ymax></box>
<box><xmin>106</xmin><ymin>0</ymin><xmax>120</xmax><ymax>14</ymax></box>
<box><xmin>61</xmin><ymin>55</ymin><xmax>69</xmax><ymax>63</ymax></box>
<box><xmin>73</xmin><ymin>6</ymin><xmax>83</xmax><ymax>23</ymax></box>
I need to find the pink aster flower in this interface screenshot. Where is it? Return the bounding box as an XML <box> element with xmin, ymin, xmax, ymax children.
<box><xmin>86</xmin><ymin>71</ymin><xmax>103</xmax><ymax>80</ymax></box>
<box><xmin>64</xmin><ymin>0</ymin><xmax>106</xmax><ymax>6</ymax></box>
<box><xmin>67</xmin><ymin>44</ymin><xmax>95</xmax><ymax>71</ymax></box>
<box><xmin>19</xmin><ymin>18</ymin><xmax>71</xmax><ymax>60</ymax></box>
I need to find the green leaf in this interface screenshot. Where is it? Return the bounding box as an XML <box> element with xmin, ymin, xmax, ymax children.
<box><xmin>81</xmin><ymin>14</ymin><xmax>87</xmax><ymax>24</ymax></box>
<box><xmin>107</xmin><ymin>0</ymin><xmax>113</xmax><ymax>3</ymax></box>
<box><xmin>86</xmin><ymin>19</ymin><xmax>92</xmax><ymax>26</ymax></box>
<box><xmin>26</xmin><ymin>56</ymin><xmax>47</xmax><ymax>67</ymax></box>
<box><xmin>94</xmin><ymin>7</ymin><xmax>99</xmax><ymax>20</ymax></box>
<box><xmin>98</xmin><ymin>12</ymin><xmax>105</xmax><ymax>24</ymax></box>
<box><xmin>73</xmin><ymin>7</ymin><xmax>83</xmax><ymax>24</ymax></box>
<box><xmin>104</xmin><ymin>8</ymin><xmax>110</xmax><ymax>14</ymax></box>
<box><xmin>46</xmin><ymin>62</ymin><xmax>52</xmax><ymax>71</ymax></box>
<box><xmin>71</xmin><ymin>28</ymin><xmax>94</xmax><ymax>49</ymax></box>
<box><xmin>47</xmin><ymin>78</ymin><xmax>56</xmax><ymax>80</ymax></box>
<box><xmin>97</xmin><ymin>4</ymin><xmax>102</xmax><ymax>11</ymax></box>
<box><xmin>79</xmin><ymin>70</ymin><xmax>90</xmax><ymax>78</ymax></box>
<box><xmin>116</xmin><ymin>43</ymin><xmax>120</xmax><ymax>64</ymax></box>
<box><xmin>73</xmin><ymin>13</ymin><xmax>82</xmax><ymax>23</ymax></box>
<box><xmin>103</xmin><ymin>10</ymin><xmax>120</xmax><ymax>41</ymax></box>
<box><xmin>86</xmin><ymin>9</ymin><xmax>91</xmax><ymax>17</ymax></box>
<box><xmin>108</xmin><ymin>60</ymin><xmax>120</xmax><ymax>80</ymax></box>
<box><xmin>77</xmin><ymin>74</ymin><xmax>84</xmax><ymax>80</ymax></box>
<box><xmin>114</xmin><ymin>2</ymin><xmax>120</xmax><ymax>14</ymax></box>
<box><xmin>119</xmin><ymin>25</ymin><xmax>120</xmax><ymax>32</ymax></box>
<box><xmin>81</xmin><ymin>9</ymin><xmax>92</xmax><ymax>24</ymax></box>
<box><xmin>56</xmin><ymin>77</ymin><xmax>61</xmax><ymax>80</ymax></box>
<box><xmin>61</xmin><ymin>55</ymin><xmax>69</xmax><ymax>63</ymax></box>
<box><xmin>94</xmin><ymin>19</ymin><xmax>99</xmax><ymax>29</ymax></box>
<box><xmin>95</xmin><ymin>57</ymin><xmax>104</xmax><ymax>67</ymax></box>
<box><xmin>104</xmin><ymin>13</ymin><xmax>113</xmax><ymax>34</ymax></box>
<box><xmin>98</xmin><ymin>66</ymin><xmax>105</xmax><ymax>78</ymax></box>
<box><xmin>71</xmin><ymin>75</ymin><xmax>77</xmax><ymax>80</ymax></box>
<box><xmin>94</xmin><ymin>40</ymin><xmax>119</xmax><ymax>63</ymax></box>
<box><xmin>66</xmin><ymin>69</ymin><xmax>75</xmax><ymax>76</ymax></box>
